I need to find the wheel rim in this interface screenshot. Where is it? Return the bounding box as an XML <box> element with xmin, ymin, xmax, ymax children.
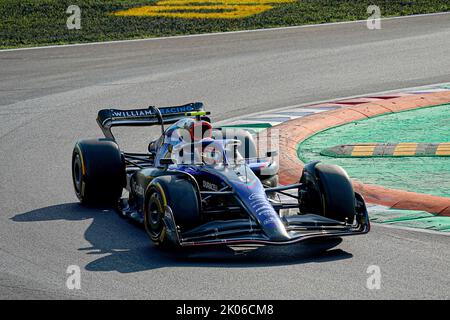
<box><xmin>149</xmin><ymin>194</ymin><xmax>162</xmax><ymax>225</ymax></box>
<box><xmin>146</xmin><ymin>191</ymin><xmax>164</xmax><ymax>239</ymax></box>
<box><xmin>73</xmin><ymin>154</ymin><xmax>82</xmax><ymax>193</ymax></box>
<box><xmin>298</xmin><ymin>175</ymin><xmax>323</xmax><ymax>215</ymax></box>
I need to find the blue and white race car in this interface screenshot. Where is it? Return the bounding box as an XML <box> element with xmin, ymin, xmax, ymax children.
<box><xmin>72</xmin><ymin>102</ymin><xmax>369</xmax><ymax>249</ymax></box>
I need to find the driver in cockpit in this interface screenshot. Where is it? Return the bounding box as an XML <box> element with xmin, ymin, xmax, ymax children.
<box><xmin>153</xmin><ymin>118</ymin><xmax>213</xmax><ymax>165</ymax></box>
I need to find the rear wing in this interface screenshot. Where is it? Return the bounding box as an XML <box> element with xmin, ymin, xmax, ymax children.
<box><xmin>97</xmin><ymin>102</ymin><xmax>205</xmax><ymax>139</ymax></box>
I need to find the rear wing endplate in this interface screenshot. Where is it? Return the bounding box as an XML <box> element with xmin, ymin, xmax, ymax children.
<box><xmin>97</xmin><ymin>102</ymin><xmax>204</xmax><ymax>139</ymax></box>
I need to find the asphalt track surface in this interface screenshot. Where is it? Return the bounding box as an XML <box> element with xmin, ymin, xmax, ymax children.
<box><xmin>1</xmin><ymin>14</ymin><xmax>450</xmax><ymax>299</ymax></box>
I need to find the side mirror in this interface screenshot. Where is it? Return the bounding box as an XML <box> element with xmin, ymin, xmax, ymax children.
<box><xmin>266</xmin><ymin>151</ymin><xmax>278</xmax><ymax>158</ymax></box>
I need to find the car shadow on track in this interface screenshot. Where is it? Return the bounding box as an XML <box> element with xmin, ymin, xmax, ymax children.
<box><xmin>12</xmin><ymin>203</ymin><xmax>353</xmax><ymax>273</ymax></box>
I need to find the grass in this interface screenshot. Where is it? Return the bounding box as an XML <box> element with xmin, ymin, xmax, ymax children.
<box><xmin>297</xmin><ymin>104</ymin><xmax>450</xmax><ymax>198</ymax></box>
<box><xmin>1</xmin><ymin>0</ymin><xmax>450</xmax><ymax>48</ymax></box>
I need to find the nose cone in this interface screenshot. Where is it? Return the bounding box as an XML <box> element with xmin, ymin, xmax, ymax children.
<box><xmin>241</xmin><ymin>185</ymin><xmax>290</xmax><ymax>241</ymax></box>
<box><xmin>213</xmin><ymin>164</ymin><xmax>290</xmax><ymax>242</ymax></box>
<box><xmin>246</xmin><ymin>192</ymin><xmax>290</xmax><ymax>241</ymax></box>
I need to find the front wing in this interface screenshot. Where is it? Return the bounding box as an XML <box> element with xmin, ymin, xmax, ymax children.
<box><xmin>162</xmin><ymin>193</ymin><xmax>370</xmax><ymax>247</ymax></box>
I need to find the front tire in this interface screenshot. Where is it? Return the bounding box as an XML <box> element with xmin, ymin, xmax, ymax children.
<box><xmin>143</xmin><ymin>176</ymin><xmax>201</xmax><ymax>247</ymax></box>
<box><xmin>299</xmin><ymin>163</ymin><xmax>355</xmax><ymax>224</ymax></box>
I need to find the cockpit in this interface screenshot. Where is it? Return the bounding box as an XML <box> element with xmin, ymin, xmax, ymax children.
<box><xmin>171</xmin><ymin>139</ymin><xmax>244</xmax><ymax>166</ymax></box>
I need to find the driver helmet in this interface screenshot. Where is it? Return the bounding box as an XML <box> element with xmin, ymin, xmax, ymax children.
<box><xmin>166</xmin><ymin>118</ymin><xmax>212</xmax><ymax>144</ymax></box>
<box><xmin>188</xmin><ymin>119</ymin><xmax>213</xmax><ymax>142</ymax></box>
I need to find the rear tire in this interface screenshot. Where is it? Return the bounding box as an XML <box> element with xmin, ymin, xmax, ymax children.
<box><xmin>299</xmin><ymin>163</ymin><xmax>355</xmax><ymax>224</ymax></box>
<box><xmin>72</xmin><ymin>139</ymin><xmax>125</xmax><ymax>206</ymax></box>
<box><xmin>143</xmin><ymin>176</ymin><xmax>200</xmax><ymax>247</ymax></box>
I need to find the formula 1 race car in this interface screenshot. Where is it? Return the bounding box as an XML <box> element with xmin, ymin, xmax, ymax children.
<box><xmin>72</xmin><ymin>102</ymin><xmax>369</xmax><ymax>249</ymax></box>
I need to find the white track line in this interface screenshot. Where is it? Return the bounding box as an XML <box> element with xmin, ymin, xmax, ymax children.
<box><xmin>1</xmin><ymin>11</ymin><xmax>450</xmax><ymax>52</ymax></box>
<box><xmin>215</xmin><ymin>82</ymin><xmax>450</xmax><ymax>126</ymax></box>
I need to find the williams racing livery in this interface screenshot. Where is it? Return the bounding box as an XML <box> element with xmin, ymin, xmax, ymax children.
<box><xmin>72</xmin><ymin>102</ymin><xmax>369</xmax><ymax>249</ymax></box>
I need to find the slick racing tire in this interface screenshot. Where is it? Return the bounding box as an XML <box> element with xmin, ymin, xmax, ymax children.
<box><xmin>144</xmin><ymin>176</ymin><xmax>200</xmax><ymax>247</ymax></box>
<box><xmin>212</xmin><ymin>128</ymin><xmax>257</xmax><ymax>159</ymax></box>
<box><xmin>72</xmin><ymin>139</ymin><xmax>125</xmax><ymax>206</ymax></box>
<box><xmin>298</xmin><ymin>163</ymin><xmax>355</xmax><ymax>224</ymax></box>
